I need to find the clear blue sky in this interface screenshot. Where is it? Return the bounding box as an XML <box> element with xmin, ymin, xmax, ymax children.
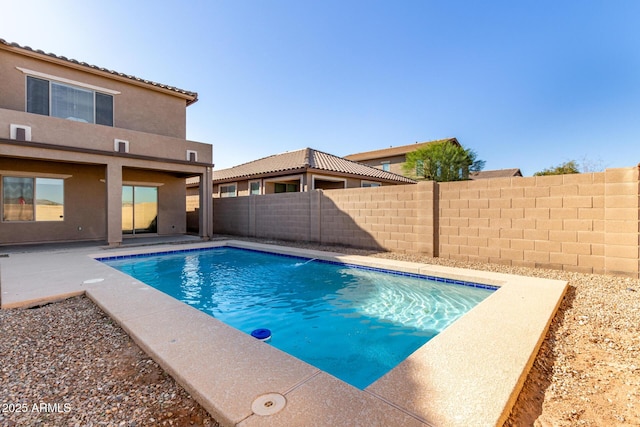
<box><xmin>4</xmin><ymin>1</ymin><xmax>640</xmax><ymax>175</ymax></box>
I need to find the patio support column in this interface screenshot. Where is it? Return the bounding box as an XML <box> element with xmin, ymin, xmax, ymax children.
<box><xmin>106</xmin><ymin>162</ymin><xmax>123</xmax><ymax>246</ymax></box>
<box><xmin>199</xmin><ymin>166</ymin><xmax>213</xmax><ymax>239</ymax></box>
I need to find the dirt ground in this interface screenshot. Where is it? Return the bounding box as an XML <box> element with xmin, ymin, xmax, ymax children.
<box><xmin>502</xmin><ymin>274</ymin><xmax>640</xmax><ymax>426</ymax></box>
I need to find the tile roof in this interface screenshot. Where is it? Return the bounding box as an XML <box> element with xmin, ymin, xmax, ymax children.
<box><xmin>213</xmin><ymin>148</ymin><xmax>417</xmax><ymax>183</ymax></box>
<box><xmin>0</xmin><ymin>38</ymin><xmax>198</xmax><ymax>105</ymax></box>
<box><xmin>469</xmin><ymin>168</ymin><xmax>523</xmax><ymax>179</ymax></box>
<box><xmin>343</xmin><ymin>138</ymin><xmax>460</xmax><ymax>161</ymax></box>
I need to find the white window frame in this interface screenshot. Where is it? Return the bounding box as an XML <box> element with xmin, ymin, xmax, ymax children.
<box><xmin>20</xmin><ymin>67</ymin><xmax>118</xmax><ymax>126</ymax></box>
<box><xmin>249</xmin><ymin>180</ymin><xmax>262</xmax><ymax>195</ymax></box>
<box><xmin>219</xmin><ymin>182</ymin><xmax>237</xmax><ymax>198</ymax></box>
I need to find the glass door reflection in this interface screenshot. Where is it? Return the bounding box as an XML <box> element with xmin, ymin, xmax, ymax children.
<box><xmin>122</xmin><ymin>185</ymin><xmax>157</xmax><ymax>235</ymax></box>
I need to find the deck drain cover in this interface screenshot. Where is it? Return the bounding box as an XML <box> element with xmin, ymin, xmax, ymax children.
<box><xmin>251</xmin><ymin>393</ymin><xmax>286</xmax><ymax>416</ymax></box>
<box><xmin>83</xmin><ymin>278</ymin><xmax>104</xmax><ymax>284</ymax></box>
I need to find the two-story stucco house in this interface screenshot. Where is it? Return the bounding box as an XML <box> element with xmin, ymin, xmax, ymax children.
<box><xmin>0</xmin><ymin>39</ymin><xmax>213</xmax><ymax>246</ymax></box>
<box><xmin>344</xmin><ymin>138</ymin><xmax>461</xmax><ymax>179</ymax></box>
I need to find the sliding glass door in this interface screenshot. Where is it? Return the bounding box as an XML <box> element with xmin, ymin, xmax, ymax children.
<box><xmin>122</xmin><ymin>185</ymin><xmax>157</xmax><ymax>235</ymax></box>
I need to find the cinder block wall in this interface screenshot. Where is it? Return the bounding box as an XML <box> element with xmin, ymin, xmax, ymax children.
<box><xmin>604</xmin><ymin>167</ymin><xmax>640</xmax><ymax>276</ymax></box>
<box><xmin>254</xmin><ymin>193</ymin><xmax>312</xmax><ymax>241</ymax></box>
<box><xmin>213</xmin><ymin>182</ymin><xmax>436</xmax><ymax>254</ymax></box>
<box><xmin>213</xmin><ymin>196</ymin><xmax>250</xmax><ymax>236</ymax></box>
<box><xmin>212</xmin><ymin>167</ymin><xmax>640</xmax><ymax>277</ymax></box>
<box><xmin>319</xmin><ymin>182</ymin><xmax>435</xmax><ymax>253</ymax></box>
<box><xmin>438</xmin><ymin>173</ymin><xmax>607</xmax><ymax>273</ymax></box>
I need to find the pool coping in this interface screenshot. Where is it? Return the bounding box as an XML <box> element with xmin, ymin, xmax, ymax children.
<box><xmin>0</xmin><ymin>239</ymin><xmax>568</xmax><ymax>426</ymax></box>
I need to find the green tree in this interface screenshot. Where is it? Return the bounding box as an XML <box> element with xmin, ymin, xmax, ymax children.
<box><xmin>534</xmin><ymin>160</ymin><xmax>580</xmax><ymax>176</ymax></box>
<box><xmin>403</xmin><ymin>141</ymin><xmax>485</xmax><ymax>182</ymax></box>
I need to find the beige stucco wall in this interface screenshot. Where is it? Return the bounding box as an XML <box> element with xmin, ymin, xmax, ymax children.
<box><xmin>213</xmin><ymin>167</ymin><xmax>640</xmax><ymax>277</ymax></box>
<box><xmin>356</xmin><ymin>154</ymin><xmax>410</xmax><ymax>177</ymax></box>
<box><xmin>0</xmin><ymin>161</ymin><xmax>190</xmax><ymax>245</ymax></box>
<box><xmin>0</xmin><ymin>158</ymin><xmax>107</xmax><ymax>244</ymax></box>
<box><xmin>0</xmin><ymin>49</ymin><xmax>188</xmax><ymax>138</ymax></box>
<box><xmin>0</xmin><ymin>109</ymin><xmax>210</xmax><ymax>165</ymax></box>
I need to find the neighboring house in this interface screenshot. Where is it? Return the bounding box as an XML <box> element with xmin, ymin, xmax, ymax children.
<box><xmin>0</xmin><ymin>39</ymin><xmax>213</xmax><ymax>246</ymax></box>
<box><xmin>469</xmin><ymin>168</ymin><xmax>523</xmax><ymax>180</ymax></box>
<box><xmin>344</xmin><ymin>138</ymin><xmax>460</xmax><ymax>179</ymax></box>
<box><xmin>207</xmin><ymin>147</ymin><xmax>416</xmax><ymax>197</ymax></box>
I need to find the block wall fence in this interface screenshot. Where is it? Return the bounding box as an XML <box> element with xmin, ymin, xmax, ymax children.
<box><xmin>212</xmin><ymin>166</ymin><xmax>640</xmax><ymax>278</ymax></box>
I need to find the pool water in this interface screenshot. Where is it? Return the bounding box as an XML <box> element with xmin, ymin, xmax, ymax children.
<box><xmin>102</xmin><ymin>247</ymin><xmax>495</xmax><ymax>389</ymax></box>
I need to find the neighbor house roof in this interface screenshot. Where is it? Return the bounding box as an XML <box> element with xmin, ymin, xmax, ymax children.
<box><xmin>0</xmin><ymin>38</ymin><xmax>198</xmax><ymax>105</ymax></box>
<box><xmin>213</xmin><ymin>148</ymin><xmax>417</xmax><ymax>184</ymax></box>
<box><xmin>343</xmin><ymin>138</ymin><xmax>460</xmax><ymax>162</ymax></box>
<box><xmin>469</xmin><ymin>168</ymin><xmax>523</xmax><ymax>180</ymax></box>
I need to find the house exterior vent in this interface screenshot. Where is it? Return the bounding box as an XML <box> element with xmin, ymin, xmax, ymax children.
<box><xmin>10</xmin><ymin>124</ymin><xmax>32</xmax><ymax>141</ymax></box>
<box><xmin>187</xmin><ymin>150</ymin><xmax>197</xmax><ymax>162</ymax></box>
<box><xmin>114</xmin><ymin>139</ymin><xmax>129</xmax><ymax>153</ymax></box>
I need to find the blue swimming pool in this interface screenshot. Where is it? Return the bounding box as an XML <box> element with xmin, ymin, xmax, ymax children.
<box><xmin>101</xmin><ymin>246</ymin><xmax>496</xmax><ymax>389</ymax></box>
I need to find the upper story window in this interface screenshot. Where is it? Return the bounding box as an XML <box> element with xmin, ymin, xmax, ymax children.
<box><xmin>381</xmin><ymin>161</ymin><xmax>390</xmax><ymax>172</ymax></box>
<box><xmin>26</xmin><ymin>76</ymin><xmax>114</xmax><ymax>126</ymax></box>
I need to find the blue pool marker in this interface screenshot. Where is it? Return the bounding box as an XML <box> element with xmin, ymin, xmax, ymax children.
<box><xmin>251</xmin><ymin>328</ymin><xmax>272</xmax><ymax>342</ymax></box>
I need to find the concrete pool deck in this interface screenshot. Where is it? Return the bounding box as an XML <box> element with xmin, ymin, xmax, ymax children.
<box><xmin>0</xmin><ymin>239</ymin><xmax>568</xmax><ymax>426</ymax></box>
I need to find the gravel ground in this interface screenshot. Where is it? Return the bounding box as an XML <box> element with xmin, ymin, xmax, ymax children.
<box><xmin>0</xmin><ymin>296</ymin><xmax>218</xmax><ymax>427</ymax></box>
<box><xmin>1</xmin><ymin>238</ymin><xmax>639</xmax><ymax>426</ymax></box>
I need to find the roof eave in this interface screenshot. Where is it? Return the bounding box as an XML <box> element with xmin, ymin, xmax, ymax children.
<box><xmin>308</xmin><ymin>167</ymin><xmax>416</xmax><ymax>184</ymax></box>
<box><xmin>0</xmin><ymin>39</ymin><xmax>198</xmax><ymax>105</ymax></box>
<box><xmin>213</xmin><ymin>166</ymin><xmax>309</xmax><ymax>183</ymax></box>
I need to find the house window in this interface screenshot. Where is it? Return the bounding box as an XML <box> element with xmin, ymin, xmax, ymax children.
<box><xmin>381</xmin><ymin>162</ymin><xmax>390</xmax><ymax>172</ymax></box>
<box><xmin>220</xmin><ymin>183</ymin><xmax>237</xmax><ymax>198</ymax></box>
<box><xmin>361</xmin><ymin>181</ymin><xmax>381</xmax><ymax>188</ymax></box>
<box><xmin>2</xmin><ymin>176</ymin><xmax>64</xmax><ymax>222</ymax></box>
<box><xmin>26</xmin><ymin>76</ymin><xmax>114</xmax><ymax>126</ymax></box>
<box><xmin>416</xmin><ymin>159</ymin><xmax>424</xmax><ymax>177</ymax></box>
<box><xmin>249</xmin><ymin>181</ymin><xmax>261</xmax><ymax>195</ymax></box>
<box><xmin>274</xmin><ymin>183</ymin><xmax>299</xmax><ymax>193</ymax></box>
